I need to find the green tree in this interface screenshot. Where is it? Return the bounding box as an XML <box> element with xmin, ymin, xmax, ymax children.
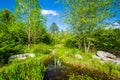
<box><xmin>0</xmin><ymin>9</ymin><xmax>15</xmax><ymax>24</ymax></box>
<box><xmin>63</xmin><ymin>0</ymin><xmax>115</xmax><ymax>52</ymax></box>
<box><xmin>49</xmin><ymin>22</ymin><xmax>59</xmax><ymax>35</ymax></box>
<box><xmin>0</xmin><ymin>9</ymin><xmax>15</xmax><ymax>32</ymax></box>
<box><xmin>14</xmin><ymin>0</ymin><xmax>44</xmax><ymax>48</ymax></box>
<box><xmin>92</xmin><ymin>28</ymin><xmax>120</xmax><ymax>51</ymax></box>
<box><xmin>0</xmin><ymin>9</ymin><xmax>22</xmax><ymax>64</ymax></box>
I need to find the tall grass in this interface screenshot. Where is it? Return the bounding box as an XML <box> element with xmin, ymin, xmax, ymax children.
<box><xmin>0</xmin><ymin>58</ymin><xmax>46</xmax><ymax>80</ymax></box>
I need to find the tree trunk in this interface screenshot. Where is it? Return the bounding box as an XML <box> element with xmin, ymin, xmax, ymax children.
<box><xmin>28</xmin><ymin>26</ymin><xmax>31</xmax><ymax>49</ymax></box>
<box><xmin>78</xmin><ymin>41</ymin><xmax>81</xmax><ymax>49</ymax></box>
<box><xmin>86</xmin><ymin>41</ymin><xmax>90</xmax><ymax>53</ymax></box>
<box><xmin>33</xmin><ymin>31</ymin><xmax>36</xmax><ymax>44</ymax></box>
<box><xmin>84</xmin><ymin>38</ymin><xmax>87</xmax><ymax>53</ymax></box>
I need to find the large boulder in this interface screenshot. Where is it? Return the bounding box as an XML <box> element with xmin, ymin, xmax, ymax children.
<box><xmin>9</xmin><ymin>53</ymin><xmax>35</xmax><ymax>62</ymax></box>
<box><xmin>96</xmin><ymin>51</ymin><xmax>116</xmax><ymax>60</ymax></box>
<box><xmin>93</xmin><ymin>51</ymin><xmax>120</xmax><ymax>65</ymax></box>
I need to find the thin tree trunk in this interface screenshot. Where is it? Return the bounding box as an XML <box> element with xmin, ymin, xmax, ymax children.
<box><xmin>78</xmin><ymin>43</ymin><xmax>81</xmax><ymax>49</ymax></box>
<box><xmin>84</xmin><ymin>38</ymin><xmax>87</xmax><ymax>53</ymax></box>
<box><xmin>86</xmin><ymin>41</ymin><xmax>90</xmax><ymax>53</ymax></box>
<box><xmin>34</xmin><ymin>31</ymin><xmax>36</xmax><ymax>44</ymax></box>
<box><xmin>78</xmin><ymin>41</ymin><xmax>81</xmax><ymax>49</ymax></box>
<box><xmin>28</xmin><ymin>26</ymin><xmax>30</xmax><ymax>49</ymax></box>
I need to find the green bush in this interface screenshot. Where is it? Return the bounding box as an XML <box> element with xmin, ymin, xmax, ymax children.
<box><xmin>0</xmin><ymin>58</ymin><xmax>46</xmax><ymax>80</ymax></box>
<box><xmin>92</xmin><ymin>28</ymin><xmax>120</xmax><ymax>51</ymax></box>
<box><xmin>23</xmin><ymin>43</ymin><xmax>52</xmax><ymax>56</ymax></box>
<box><xmin>65</xmin><ymin>38</ymin><xmax>78</xmax><ymax>48</ymax></box>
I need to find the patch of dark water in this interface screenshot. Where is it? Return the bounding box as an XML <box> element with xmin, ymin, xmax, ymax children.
<box><xmin>43</xmin><ymin>56</ymin><xmax>74</xmax><ymax>80</ymax></box>
<box><xmin>44</xmin><ymin>68</ymin><xmax>73</xmax><ymax>80</ymax></box>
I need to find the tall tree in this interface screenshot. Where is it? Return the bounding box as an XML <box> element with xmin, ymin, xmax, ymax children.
<box><xmin>14</xmin><ymin>0</ymin><xmax>44</xmax><ymax>48</ymax></box>
<box><xmin>49</xmin><ymin>22</ymin><xmax>59</xmax><ymax>35</ymax></box>
<box><xmin>63</xmin><ymin>0</ymin><xmax>115</xmax><ymax>52</ymax></box>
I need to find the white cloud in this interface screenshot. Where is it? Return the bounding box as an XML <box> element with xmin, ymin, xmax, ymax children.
<box><xmin>113</xmin><ymin>22</ymin><xmax>120</xmax><ymax>26</ymax></box>
<box><xmin>41</xmin><ymin>9</ymin><xmax>59</xmax><ymax>16</ymax></box>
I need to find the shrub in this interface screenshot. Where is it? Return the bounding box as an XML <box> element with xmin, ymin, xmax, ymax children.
<box><xmin>23</xmin><ymin>43</ymin><xmax>52</xmax><ymax>56</ymax></box>
<box><xmin>65</xmin><ymin>38</ymin><xmax>78</xmax><ymax>48</ymax></box>
<box><xmin>0</xmin><ymin>58</ymin><xmax>46</xmax><ymax>80</ymax></box>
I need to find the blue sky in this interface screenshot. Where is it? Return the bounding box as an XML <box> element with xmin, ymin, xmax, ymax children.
<box><xmin>0</xmin><ymin>0</ymin><xmax>120</xmax><ymax>29</ymax></box>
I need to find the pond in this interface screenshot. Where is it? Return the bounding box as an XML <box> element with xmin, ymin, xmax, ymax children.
<box><xmin>43</xmin><ymin>55</ymin><xmax>75</xmax><ymax>80</ymax></box>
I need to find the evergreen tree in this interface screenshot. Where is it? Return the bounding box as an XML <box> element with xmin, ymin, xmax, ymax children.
<box><xmin>0</xmin><ymin>9</ymin><xmax>22</xmax><ymax>64</ymax></box>
<box><xmin>49</xmin><ymin>22</ymin><xmax>59</xmax><ymax>34</ymax></box>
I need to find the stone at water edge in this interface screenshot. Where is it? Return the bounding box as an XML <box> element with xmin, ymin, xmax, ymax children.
<box><xmin>75</xmin><ymin>54</ymin><xmax>83</xmax><ymax>59</ymax></box>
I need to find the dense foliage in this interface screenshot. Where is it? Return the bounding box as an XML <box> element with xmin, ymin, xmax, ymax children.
<box><xmin>92</xmin><ymin>28</ymin><xmax>120</xmax><ymax>51</ymax></box>
<box><xmin>0</xmin><ymin>9</ymin><xmax>23</xmax><ymax>64</ymax></box>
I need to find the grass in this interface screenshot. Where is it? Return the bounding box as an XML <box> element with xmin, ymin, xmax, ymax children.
<box><xmin>55</xmin><ymin>45</ymin><xmax>120</xmax><ymax>80</ymax></box>
<box><xmin>0</xmin><ymin>57</ymin><xmax>46</xmax><ymax>80</ymax></box>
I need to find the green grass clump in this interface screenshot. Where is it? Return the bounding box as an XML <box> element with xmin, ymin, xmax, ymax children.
<box><xmin>0</xmin><ymin>58</ymin><xmax>46</xmax><ymax>80</ymax></box>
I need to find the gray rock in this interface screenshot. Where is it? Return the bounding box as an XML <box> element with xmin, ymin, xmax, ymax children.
<box><xmin>92</xmin><ymin>55</ymin><xmax>101</xmax><ymax>60</ymax></box>
<box><xmin>92</xmin><ymin>51</ymin><xmax>120</xmax><ymax>65</ymax></box>
<box><xmin>9</xmin><ymin>53</ymin><xmax>35</xmax><ymax>61</ymax></box>
<box><xmin>96</xmin><ymin>51</ymin><xmax>116</xmax><ymax>59</ymax></box>
<box><xmin>112</xmin><ymin>59</ymin><xmax>120</xmax><ymax>65</ymax></box>
<box><xmin>75</xmin><ymin>54</ymin><xmax>83</xmax><ymax>59</ymax></box>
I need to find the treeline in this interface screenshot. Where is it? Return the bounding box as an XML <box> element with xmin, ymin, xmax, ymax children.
<box><xmin>65</xmin><ymin>28</ymin><xmax>120</xmax><ymax>51</ymax></box>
